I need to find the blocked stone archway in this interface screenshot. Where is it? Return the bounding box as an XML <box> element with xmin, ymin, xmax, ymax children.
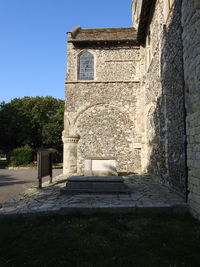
<box><xmin>73</xmin><ymin>104</ymin><xmax>141</xmax><ymax>174</ymax></box>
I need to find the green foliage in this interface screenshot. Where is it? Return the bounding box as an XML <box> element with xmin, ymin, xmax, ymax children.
<box><xmin>0</xmin><ymin>101</ymin><xmax>5</xmax><ymax>111</ymax></box>
<box><xmin>0</xmin><ymin>96</ymin><xmax>64</xmax><ymax>153</ymax></box>
<box><xmin>47</xmin><ymin>148</ymin><xmax>62</xmax><ymax>163</ymax></box>
<box><xmin>9</xmin><ymin>145</ymin><xmax>34</xmax><ymax>166</ymax></box>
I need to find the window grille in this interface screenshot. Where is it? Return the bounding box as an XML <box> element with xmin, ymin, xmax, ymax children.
<box><xmin>78</xmin><ymin>52</ymin><xmax>94</xmax><ymax>80</ymax></box>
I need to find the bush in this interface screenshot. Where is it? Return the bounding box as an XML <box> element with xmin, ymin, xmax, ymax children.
<box><xmin>9</xmin><ymin>145</ymin><xmax>34</xmax><ymax>166</ymax></box>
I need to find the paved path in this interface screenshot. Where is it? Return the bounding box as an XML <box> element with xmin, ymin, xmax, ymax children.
<box><xmin>0</xmin><ymin>174</ymin><xmax>188</xmax><ymax>216</ymax></box>
<box><xmin>0</xmin><ymin>169</ymin><xmax>62</xmax><ymax>203</ymax></box>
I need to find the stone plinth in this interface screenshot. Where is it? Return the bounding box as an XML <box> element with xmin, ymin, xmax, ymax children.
<box><xmin>62</xmin><ymin>176</ymin><xmax>131</xmax><ymax>194</ymax></box>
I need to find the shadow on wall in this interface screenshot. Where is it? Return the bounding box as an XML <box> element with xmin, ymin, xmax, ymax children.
<box><xmin>146</xmin><ymin>0</ymin><xmax>186</xmax><ymax>197</ymax></box>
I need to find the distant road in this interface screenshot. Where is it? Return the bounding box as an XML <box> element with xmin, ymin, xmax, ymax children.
<box><xmin>0</xmin><ymin>169</ymin><xmax>62</xmax><ymax>203</ymax></box>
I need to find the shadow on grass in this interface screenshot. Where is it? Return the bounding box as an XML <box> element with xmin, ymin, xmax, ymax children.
<box><xmin>0</xmin><ymin>213</ymin><xmax>200</xmax><ymax>267</ymax></box>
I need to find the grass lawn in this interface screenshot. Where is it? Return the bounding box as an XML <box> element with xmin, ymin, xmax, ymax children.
<box><xmin>0</xmin><ymin>214</ymin><xmax>200</xmax><ymax>267</ymax></box>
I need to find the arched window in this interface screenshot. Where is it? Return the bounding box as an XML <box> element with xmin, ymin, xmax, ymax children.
<box><xmin>78</xmin><ymin>52</ymin><xmax>94</xmax><ymax>80</ymax></box>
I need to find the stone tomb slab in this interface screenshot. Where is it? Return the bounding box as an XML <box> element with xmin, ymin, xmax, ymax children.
<box><xmin>62</xmin><ymin>176</ymin><xmax>131</xmax><ymax>194</ymax></box>
<box><xmin>68</xmin><ymin>176</ymin><xmax>124</xmax><ymax>183</ymax></box>
<box><xmin>84</xmin><ymin>158</ymin><xmax>117</xmax><ymax>176</ymax></box>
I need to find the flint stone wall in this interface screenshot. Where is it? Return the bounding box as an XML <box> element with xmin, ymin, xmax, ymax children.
<box><xmin>182</xmin><ymin>0</ymin><xmax>200</xmax><ymax>218</ymax></box>
<box><xmin>65</xmin><ymin>43</ymin><xmax>142</xmax><ymax>173</ymax></box>
<box><xmin>141</xmin><ymin>0</ymin><xmax>186</xmax><ymax>195</ymax></box>
<box><xmin>142</xmin><ymin>0</ymin><xmax>166</xmax><ymax>180</ymax></box>
<box><xmin>67</xmin><ymin>43</ymin><xmax>140</xmax><ymax>82</ymax></box>
<box><xmin>161</xmin><ymin>0</ymin><xmax>186</xmax><ymax>195</ymax></box>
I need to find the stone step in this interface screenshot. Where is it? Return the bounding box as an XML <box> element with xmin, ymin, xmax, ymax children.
<box><xmin>62</xmin><ymin>175</ymin><xmax>131</xmax><ymax>194</ymax></box>
<box><xmin>67</xmin><ymin>176</ymin><xmax>124</xmax><ymax>183</ymax></box>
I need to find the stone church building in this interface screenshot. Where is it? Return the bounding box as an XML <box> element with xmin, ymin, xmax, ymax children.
<box><xmin>63</xmin><ymin>0</ymin><xmax>200</xmax><ymax>219</ymax></box>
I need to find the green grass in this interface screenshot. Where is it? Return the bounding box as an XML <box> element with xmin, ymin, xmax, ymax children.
<box><xmin>53</xmin><ymin>163</ymin><xmax>63</xmax><ymax>169</ymax></box>
<box><xmin>0</xmin><ymin>214</ymin><xmax>200</xmax><ymax>267</ymax></box>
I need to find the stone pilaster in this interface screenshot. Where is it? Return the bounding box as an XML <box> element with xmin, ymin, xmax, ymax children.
<box><xmin>182</xmin><ymin>0</ymin><xmax>200</xmax><ymax>219</ymax></box>
<box><xmin>62</xmin><ymin>136</ymin><xmax>80</xmax><ymax>175</ymax></box>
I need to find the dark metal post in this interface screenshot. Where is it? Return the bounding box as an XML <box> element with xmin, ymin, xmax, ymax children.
<box><xmin>37</xmin><ymin>151</ymin><xmax>42</xmax><ymax>189</ymax></box>
<box><xmin>49</xmin><ymin>153</ymin><xmax>53</xmax><ymax>184</ymax></box>
<box><xmin>37</xmin><ymin>150</ymin><xmax>53</xmax><ymax>188</ymax></box>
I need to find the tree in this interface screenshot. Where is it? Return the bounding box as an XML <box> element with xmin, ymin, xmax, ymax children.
<box><xmin>0</xmin><ymin>96</ymin><xmax>64</xmax><ymax>152</ymax></box>
<box><xmin>0</xmin><ymin>101</ymin><xmax>5</xmax><ymax>111</ymax></box>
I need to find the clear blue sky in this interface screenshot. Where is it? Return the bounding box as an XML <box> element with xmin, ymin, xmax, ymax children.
<box><xmin>0</xmin><ymin>0</ymin><xmax>132</xmax><ymax>103</ymax></box>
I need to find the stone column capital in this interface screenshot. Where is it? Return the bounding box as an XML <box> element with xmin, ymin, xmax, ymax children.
<box><xmin>62</xmin><ymin>136</ymin><xmax>80</xmax><ymax>143</ymax></box>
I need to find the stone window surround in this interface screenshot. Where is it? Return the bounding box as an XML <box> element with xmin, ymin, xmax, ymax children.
<box><xmin>145</xmin><ymin>28</ymin><xmax>153</xmax><ymax>71</ymax></box>
<box><xmin>77</xmin><ymin>49</ymin><xmax>96</xmax><ymax>81</ymax></box>
<box><xmin>164</xmin><ymin>0</ymin><xmax>175</xmax><ymax>23</ymax></box>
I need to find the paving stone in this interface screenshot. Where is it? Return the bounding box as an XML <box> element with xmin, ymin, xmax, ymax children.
<box><xmin>0</xmin><ymin>174</ymin><xmax>188</xmax><ymax>216</ymax></box>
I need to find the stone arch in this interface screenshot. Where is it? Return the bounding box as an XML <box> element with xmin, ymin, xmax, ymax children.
<box><xmin>73</xmin><ymin>102</ymin><xmax>134</xmax><ymax>130</ymax></box>
<box><xmin>73</xmin><ymin>103</ymin><xmax>138</xmax><ymax>173</ymax></box>
<box><xmin>145</xmin><ymin>103</ymin><xmax>157</xmax><ymax>144</ymax></box>
<box><xmin>63</xmin><ymin>112</ymin><xmax>71</xmax><ymax>137</ymax></box>
<box><xmin>141</xmin><ymin>103</ymin><xmax>157</xmax><ymax>167</ymax></box>
<box><xmin>144</xmin><ymin>102</ymin><xmax>161</xmax><ymax>169</ymax></box>
<box><xmin>77</xmin><ymin>49</ymin><xmax>95</xmax><ymax>58</ymax></box>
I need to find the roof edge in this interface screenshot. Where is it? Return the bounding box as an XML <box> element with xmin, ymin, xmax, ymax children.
<box><xmin>69</xmin><ymin>26</ymin><xmax>82</xmax><ymax>38</ymax></box>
